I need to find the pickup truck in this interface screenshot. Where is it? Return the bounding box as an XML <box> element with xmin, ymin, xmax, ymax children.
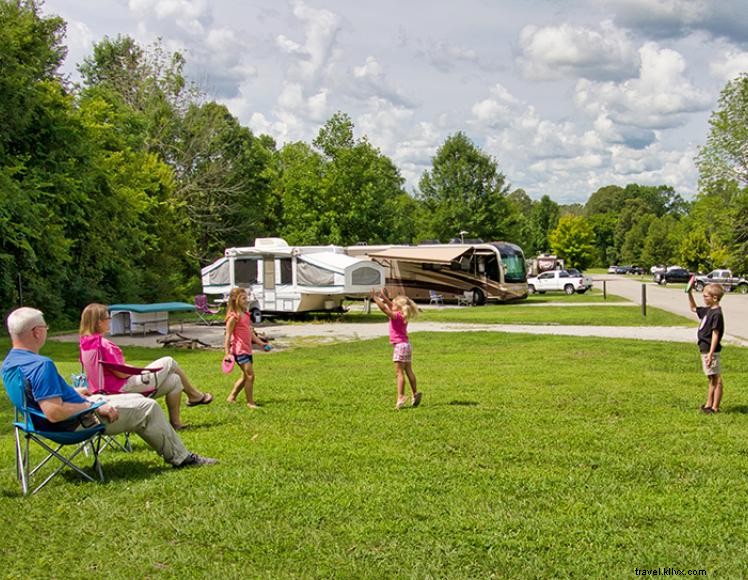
<box><xmin>527</xmin><ymin>270</ymin><xmax>592</xmax><ymax>295</ymax></box>
<box><xmin>693</xmin><ymin>270</ymin><xmax>748</xmax><ymax>294</ymax></box>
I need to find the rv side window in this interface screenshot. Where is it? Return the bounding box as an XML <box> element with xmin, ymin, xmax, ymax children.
<box><xmin>279</xmin><ymin>258</ymin><xmax>293</xmax><ymax>284</ymax></box>
<box><xmin>422</xmin><ymin>264</ymin><xmax>443</xmax><ymax>271</ymax></box>
<box><xmin>235</xmin><ymin>259</ymin><xmax>258</xmax><ymax>285</ymax></box>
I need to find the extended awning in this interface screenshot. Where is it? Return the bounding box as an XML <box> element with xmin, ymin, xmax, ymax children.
<box><xmin>367</xmin><ymin>246</ymin><xmax>472</xmax><ymax>265</ymax></box>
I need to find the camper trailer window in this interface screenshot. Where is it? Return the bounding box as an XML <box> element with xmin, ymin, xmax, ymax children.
<box><xmin>208</xmin><ymin>261</ymin><xmax>231</xmax><ymax>285</ymax></box>
<box><xmin>297</xmin><ymin>262</ymin><xmax>334</xmax><ymax>286</ymax></box>
<box><xmin>280</xmin><ymin>258</ymin><xmax>293</xmax><ymax>284</ymax></box>
<box><xmin>235</xmin><ymin>259</ymin><xmax>258</xmax><ymax>285</ymax></box>
<box><xmin>352</xmin><ymin>266</ymin><xmax>381</xmax><ymax>286</ymax></box>
<box><xmin>422</xmin><ymin>264</ymin><xmax>443</xmax><ymax>272</ymax></box>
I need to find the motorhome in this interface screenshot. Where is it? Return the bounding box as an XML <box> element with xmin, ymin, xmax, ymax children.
<box><xmin>346</xmin><ymin>241</ymin><xmax>528</xmax><ymax>304</ymax></box>
<box><xmin>201</xmin><ymin>238</ymin><xmax>385</xmax><ymax>318</ymax></box>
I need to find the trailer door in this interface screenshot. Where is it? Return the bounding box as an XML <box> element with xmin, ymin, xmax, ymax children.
<box><xmin>263</xmin><ymin>256</ymin><xmax>276</xmax><ymax>311</ymax></box>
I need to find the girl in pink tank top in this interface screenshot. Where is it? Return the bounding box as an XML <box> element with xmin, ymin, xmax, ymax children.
<box><xmin>370</xmin><ymin>288</ymin><xmax>423</xmax><ymax>410</ymax></box>
<box><xmin>224</xmin><ymin>288</ymin><xmax>271</xmax><ymax>409</ymax></box>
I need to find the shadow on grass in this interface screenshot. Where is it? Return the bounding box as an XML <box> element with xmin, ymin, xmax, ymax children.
<box><xmin>726</xmin><ymin>405</ymin><xmax>748</xmax><ymax>414</ymax></box>
<box><xmin>447</xmin><ymin>400</ymin><xmax>479</xmax><ymax>407</ymax></box>
<box><xmin>0</xmin><ymin>459</ymin><xmax>167</xmax><ymax>498</ymax></box>
<box><xmin>100</xmin><ymin>459</ymin><xmax>168</xmax><ymax>482</ymax></box>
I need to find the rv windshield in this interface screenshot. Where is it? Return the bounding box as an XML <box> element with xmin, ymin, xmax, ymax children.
<box><xmin>492</xmin><ymin>243</ymin><xmax>527</xmax><ymax>283</ymax></box>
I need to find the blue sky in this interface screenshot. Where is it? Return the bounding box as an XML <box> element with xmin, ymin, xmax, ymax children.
<box><xmin>48</xmin><ymin>0</ymin><xmax>748</xmax><ymax>204</ymax></box>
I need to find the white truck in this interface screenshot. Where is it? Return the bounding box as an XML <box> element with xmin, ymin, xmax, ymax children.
<box><xmin>693</xmin><ymin>270</ymin><xmax>748</xmax><ymax>294</ymax></box>
<box><xmin>527</xmin><ymin>270</ymin><xmax>592</xmax><ymax>295</ymax></box>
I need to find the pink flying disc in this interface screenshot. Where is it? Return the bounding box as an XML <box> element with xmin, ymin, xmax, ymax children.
<box><xmin>221</xmin><ymin>357</ymin><xmax>235</xmax><ymax>373</ymax></box>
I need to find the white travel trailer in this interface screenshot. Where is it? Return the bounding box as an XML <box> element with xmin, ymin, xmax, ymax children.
<box><xmin>201</xmin><ymin>238</ymin><xmax>385</xmax><ymax>317</ymax></box>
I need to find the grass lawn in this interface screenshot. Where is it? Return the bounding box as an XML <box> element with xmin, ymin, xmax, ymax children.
<box><xmin>334</xmin><ymin>302</ymin><xmax>692</xmax><ymax>327</ymax></box>
<box><xmin>1</xmin><ymin>331</ymin><xmax>748</xmax><ymax>577</ymax></box>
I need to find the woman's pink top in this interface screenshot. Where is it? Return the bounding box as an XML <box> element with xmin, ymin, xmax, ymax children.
<box><xmin>227</xmin><ymin>311</ymin><xmax>252</xmax><ymax>355</ymax></box>
<box><xmin>388</xmin><ymin>312</ymin><xmax>409</xmax><ymax>344</ymax></box>
<box><xmin>79</xmin><ymin>333</ymin><xmax>127</xmax><ymax>392</ymax></box>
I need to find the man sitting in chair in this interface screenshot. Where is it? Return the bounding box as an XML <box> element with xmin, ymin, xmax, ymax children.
<box><xmin>2</xmin><ymin>307</ymin><xmax>217</xmax><ymax>469</ymax></box>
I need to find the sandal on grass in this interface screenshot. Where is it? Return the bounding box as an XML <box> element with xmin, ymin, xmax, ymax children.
<box><xmin>187</xmin><ymin>393</ymin><xmax>214</xmax><ymax>407</ymax></box>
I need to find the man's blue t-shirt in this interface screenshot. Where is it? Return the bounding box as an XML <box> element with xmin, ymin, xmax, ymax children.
<box><xmin>2</xmin><ymin>348</ymin><xmax>87</xmax><ymax>430</ymax></box>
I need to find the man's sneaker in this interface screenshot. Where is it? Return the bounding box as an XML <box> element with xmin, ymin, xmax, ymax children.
<box><xmin>176</xmin><ymin>453</ymin><xmax>218</xmax><ymax>468</ymax></box>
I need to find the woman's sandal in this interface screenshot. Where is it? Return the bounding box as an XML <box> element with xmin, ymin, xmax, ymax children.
<box><xmin>187</xmin><ymin>393</ymin><xmax>214</xmax><ymax>407</ymax></box>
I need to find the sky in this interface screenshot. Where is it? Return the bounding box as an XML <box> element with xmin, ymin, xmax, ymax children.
<box><xmin>45</xmin><ymin>0</ymin><xmax>748</xmax><ymax>204</ymax></box>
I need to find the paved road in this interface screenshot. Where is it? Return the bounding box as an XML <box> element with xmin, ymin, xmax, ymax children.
<box><xmin>596</xmin><ymin>274</ymin><xmax>748</xmax><ymax>342</ymax></box>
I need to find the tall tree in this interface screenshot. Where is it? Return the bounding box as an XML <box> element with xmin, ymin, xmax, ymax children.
<box><xmin>694</xmin><ymin>73</ymin><xmax>748</xmax><ymax>272</ymax></box>
<box><xmin>417</xmin><ymin>132</ymin><xmax>513</xmax><ymax>242</ymax></box>
<box><xmin>278</xmin><ymin>112</ymin><xmax>412</xmax><ymax>245</ymax></box>
<box><xmin>697</xmin><ymin>73</ymin><xmax>748</xmax><ymax>190</ymax></box>
<box><xmin>549</xmin><ymin>215</ymin><xmax>596</xmax><ymax>270</ymax></box>
<box><xmin>529</xmin><ymin>195</ymin><xmax>560</xmax><ymax>253</ymax></box>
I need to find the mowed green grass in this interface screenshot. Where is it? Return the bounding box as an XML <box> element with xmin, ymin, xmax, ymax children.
<box><xmin>337</xmin><ymin>301</ymin><xmax>693</xmax><ymax>327</ymax></box>
<box><xmin>1</xmin><ymin>332</ymin><xmax>748</xmax><ymax>577</ymax></box>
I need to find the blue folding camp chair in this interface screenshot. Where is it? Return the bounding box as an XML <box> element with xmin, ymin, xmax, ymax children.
<box><xmin>2</xmin><ymin>367</ymin><xmax>107</xmax><ymax>496</ymax></box>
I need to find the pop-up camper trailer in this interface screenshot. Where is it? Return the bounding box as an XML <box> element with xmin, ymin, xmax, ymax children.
<box><xmin>201</xmin><ymin>238</ymin><xmax>385</xmax><ymax>316</ymax></box>
<box><xmin>346</xmin><ymin>241</ymin><xmax>528</xmax><ymax>304</ymax></box>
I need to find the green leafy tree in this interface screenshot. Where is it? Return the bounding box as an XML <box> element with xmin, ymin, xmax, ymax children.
<box><xmin>417</xmin><ymin>132</ymin><xmax>513</xmax><ymax>242</ymax></box>
<box><xmin>528</xmin><ymin>195</ymin><xmax>560</xmax><ymax>253</ymax></box>
<box><xmin>278</xmin><ymin>112</ymin><xmax>412</xmax><ymax>245</ymax></box>
<box><xmin>697</xmin><ymin>73</ymin><xmax>748</xmax><ymax>190</ymax></box>
<box><xmin>0</xmin><ymin>0</ymin><xmax>82</xmax><ymax>321</ymax></box>
<box><xmin>588</xmin><ymin>212</ymin><xmax>617</xmax><ymax>266</ymax></box>
<box><xmin>679</xmin><ymin>228</ymin><xmax>711</xmax><ymax>272</ymax></box>
<box><xmin>549</xmin><ymin>215</ymin><xmax>596</xmax><ymax>270</ymax></box>
<box><xmin>619</xmin><ymin>214</ymin><xmax>654</xmax><ymax>265</ymax></box>
<box><xmin>694</xmin><ymin>74</ymin><xmax>748</xmax><ymax>273</ymax></box>
<box><xmin>640</xmin><ymin>215</ymin><xmax>681</xmax><ymax>267</ymax></box>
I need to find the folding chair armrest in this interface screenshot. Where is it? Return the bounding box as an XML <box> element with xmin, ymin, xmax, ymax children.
<box><xmin>68</xmin><ymin>400</ymin><xmax>106</xmax><ymax>420</ymax></box>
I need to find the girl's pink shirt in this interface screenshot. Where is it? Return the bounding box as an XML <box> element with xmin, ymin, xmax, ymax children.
<box><xmin>79</xmin><ymin>333</ymin><xmax>127</xmax><ymax>391</ymax></box>
<box><xmin>227</xmin><ymin>311</ymin><xmax>253</xmax><ymax>355</ymax></box>
<box><xmin>388</xmin><ymin>311</ymin><xmax>409</xmax><ymax>344</ymax></box>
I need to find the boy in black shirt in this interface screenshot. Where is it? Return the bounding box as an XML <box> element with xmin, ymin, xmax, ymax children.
<box><xmin>688</xmin><ymin>283</ymin><xmax>725</xmax><ymax>413</ymax></box>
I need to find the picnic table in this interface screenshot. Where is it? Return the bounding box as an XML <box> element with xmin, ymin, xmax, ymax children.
<box><xmin>108</xmin><ymin>302</ymin><xmax>196</xmax><ymax>336</ymax></box>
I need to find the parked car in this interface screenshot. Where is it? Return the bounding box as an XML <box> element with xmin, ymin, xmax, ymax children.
<box><xmin>693</xmin><ymin>269</ymin><xmax>748</xmax><ymax>293</ymax></box>
<box><xmin>653</xmin><ymin>267</ymin><xmax>692</xmax><ymax>284</ymax></box>
<box><xmin>622</xmin><ymin>265</ymin><xmax>645</xmax><ymax>275</ymax></box>
<box><xmin>607</xmin><ymin>265</ymin><xmax>618</xmax><ymax>274</ymax></box>
<box><xmin>527</xmin><ymin>270</ymin><xmax>590</xmax><ymax>295</ymax></box>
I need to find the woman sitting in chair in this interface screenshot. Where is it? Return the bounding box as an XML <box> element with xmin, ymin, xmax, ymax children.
<box><xmin>79</xmin><ymin>303</ymin><xmax>213</xmax><ymax>430</ymax></box>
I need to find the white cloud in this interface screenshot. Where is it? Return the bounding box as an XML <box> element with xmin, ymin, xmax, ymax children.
<box><xmin>710</xmin><ymin>50</ymin><xmax>748</xmax><ymax>82</ymax></box>
<box><xmin>276</xmin><ymin>34</ymin><xmax>308</xmax><ymax>57</ymax></box>
<box><xmin>518</xmin><ymin>20</ymin><xmax>639</xmax><ymax>81</ymax></box>
<box><xmin>285</xmin><ymin>0</ymin><xmax>341</xmax><ymax>84</ymax></box>
<box><xmin>128</xmin><ymin>0</ymin><xmax>209</xmax><ymax>36</ymax></box>
<box><xmin>415</xmin><ymin>38</ymin><xmax>482</xmax><ymax>73</ymax></box>
<box><xmin>347</xmin><ymin>56</ymin><xmax>414</xmax><ymax>108</ymax></box>
<box><xmin>574</xmin><ymin>42</ymin><xmax>711</xmax><ymax>130</ymax></box>
<box><xmin>605</xmin><ymin>0</ymin><xmax>748</xmax><ymax>44</ymax></box>
<box><xmin>470</xmin><ymin>83</ymin><xmax>521</xmax><ymax>128</ymax></box>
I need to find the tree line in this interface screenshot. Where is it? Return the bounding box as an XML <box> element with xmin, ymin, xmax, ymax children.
<box><xmin>1</xmin><ymin>1</ymin><xmax>746</xmax><ymax>324</ymax></box>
